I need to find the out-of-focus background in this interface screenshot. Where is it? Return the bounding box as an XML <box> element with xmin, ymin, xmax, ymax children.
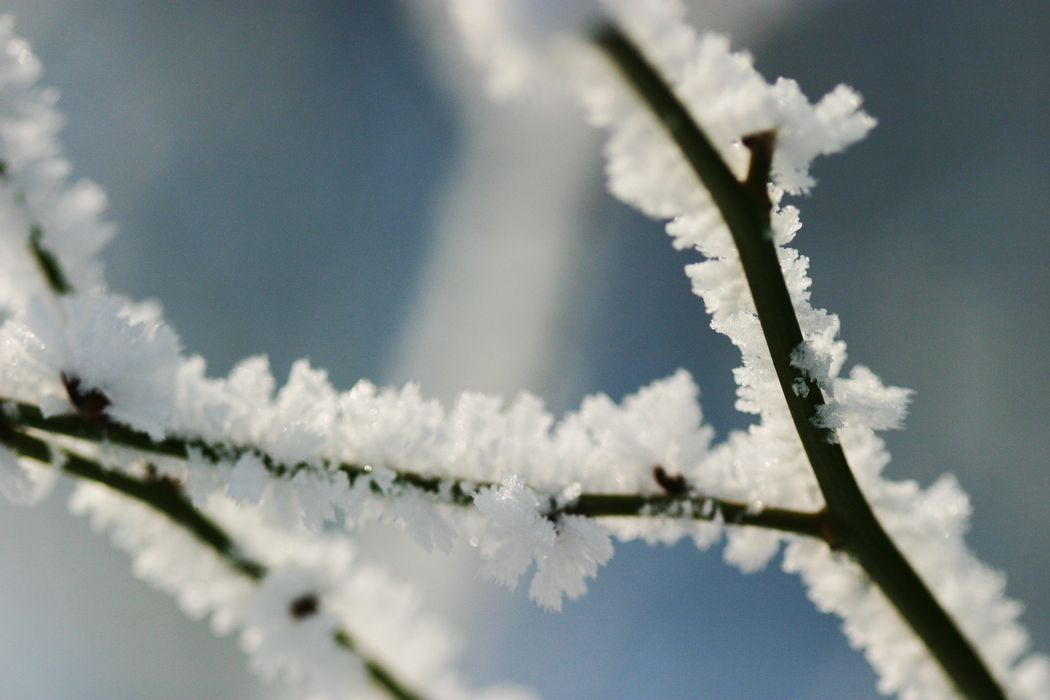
<box><xmin>0</xmin><ymin>1</ymin><xmax>1046</xmax><ymax>698</ymax></box>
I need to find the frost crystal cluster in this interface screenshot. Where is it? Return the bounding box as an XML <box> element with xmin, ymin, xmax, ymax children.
<box><xmin>0</xmin><ymin>4</ymin><xmax>1046</xmax><ymax>700</ymax></box>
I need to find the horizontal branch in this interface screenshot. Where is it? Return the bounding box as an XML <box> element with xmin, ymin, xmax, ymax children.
<box><xmin>2</xmin><ymin>398</ymin><xmax>830</xmax><ymax>542</ymax></box>
<box><xmin>565</xmin><ymin>493</ymin><xmax>828</xmax><ymax>539</ymax></box>
<box><xmin>3</xmin><ymin>401</ymin><xmax>825</xmax><ymax>697</ymax></box>
<box><xmin>592</xmin><ymin>23</ymin><xmax>1004</xmax><ymax>700</ymax></box>
<box><xmin>0</xmin><ymin>407</ymin><xmax>429</xmax><ymax>700</ymax></box>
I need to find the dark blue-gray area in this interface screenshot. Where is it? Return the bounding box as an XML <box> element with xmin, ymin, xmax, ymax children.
<box><xmin>466</xmin><ymin>539</ymin><xmax>879</xmax><ymax>700</ymax></box>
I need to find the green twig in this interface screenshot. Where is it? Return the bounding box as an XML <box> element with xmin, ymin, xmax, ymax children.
<box><xmin>593</xmin><ymin>23</ymin><xmax>1005</xmax><ymax>700</ymax></box>
<box><xmin>565</xmin><ymin>493</ymin><xmax>829</xmax><ymax>540</ymax></box>
<box><xmin>61</xmin><ymin>452</ymin><xmax>268</xmax><ymax>580</ymax></box>
<box><xmin>0</xmin><ymin>414</ymin><xmax>267</xmax><ymax>579</ymax></box>
<box><xmin>28</xmin><ymin>225</ymin><xmax>73</xmax><ymax>295</ymax></box>
<box><xmin>335</xmin><ymin>630</ymin><xmax>424</xmax><ymax>700</ymax></box>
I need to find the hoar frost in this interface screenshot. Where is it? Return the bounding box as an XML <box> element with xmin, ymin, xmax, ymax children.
<box><xmin>0</xmin><ymin>294</ymin><xmax>180</xmax><ymax>438</ymax></box>
<box><xmin>474</xmin><ymin>474</ymin><xmax>614</xmax><ymax>611</ymax></box>
<box><xmin>70</xmin><ymin>482</ymin><xmax>535</xmax><ymax>700</ymax></box>
<box><xmin>448</xmin><ymin>1</ymin><xmax>1049</xmax><ymax>698</ymax></box>
<box><xmin>0</xmin><ymin>16</ymin><xmax>113</xmax><ymax>311</ymax></box>
<box><xmin>0</xmin><ymin>4</ymin><xmax>1046</xmax><ymax>700</ymax></box>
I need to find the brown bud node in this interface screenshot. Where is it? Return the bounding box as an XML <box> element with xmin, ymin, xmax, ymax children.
<box><xmin>61</xmin><ymin>373</ymin><xmax>111</xmax><ymax>422</ymax></box>
<box><xmin>289</xmin><ymin>593</ymin><xmax>319</xmax><ymax>620</ymax></box>
<box><xmin>653</xmin><ymin>465</ymin><xmax>688</xmax><ymax>495</ymax></box>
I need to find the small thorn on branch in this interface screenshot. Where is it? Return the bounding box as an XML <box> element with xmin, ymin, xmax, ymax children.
<box><xmin>61</xmin><ymin>373</ymin><xmax>111</xmax><ymax>422</ymax></box>
<box><xmin>742</xmin><ymin>129</ymin><xmax>777</xmax><ymax>203</ymax></box>
<box><xmin>653</xmin><ymin>465</ymin><xmax>688</xmax><ymax>495</ymax></box>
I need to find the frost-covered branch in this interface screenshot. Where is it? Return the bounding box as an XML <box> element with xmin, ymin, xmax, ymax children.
<box><xmin>1</xmin><ymin>7</ymin><xmax>1046</xmax><ymax>700</ymax></box>
<box><xmin>0</xmin><ymin>415</ymin><xmax>427</xmax><ymax>700</ymax></box>
<box><xmin>593</xmin><ymin>23</ymin><xmax>1004</xmax><ymax>700</ymax></box>
<box><xmin>27</xmin><ymin>223</ymin><xmax>73</xmax><ymax>295</ymax></box>
<box><xmin>1</xmin><ymin>397</ymin><xmax>829</xmax><ymax>540</ymax></box>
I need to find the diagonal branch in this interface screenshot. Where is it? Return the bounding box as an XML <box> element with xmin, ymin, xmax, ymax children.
<box><xmin>28</xmin><ymin>224</ymin><xmax>74</xmax><ymax>295</ymax></box>
<box><xmin>61</xmin><ymin>451</ymin><xmax>268</xmax><ymax>580</ymax></box>
<box><xmin>0</xmin><ymin>411</ymin><xmax>426</xmax><ymax>700</ymax></box>
<box><xmin>593</xmin><ymin>22</ymin><xmax>1005</xmax><ymax>700</ymax></box>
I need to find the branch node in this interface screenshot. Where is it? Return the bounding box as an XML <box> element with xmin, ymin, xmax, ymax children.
<box><xmin>289</xmin><ymin>593</ymin><xmax>320</xmax><ymax>620</ymax></box>
<box><xmin>742</xmin><ymin>129</ymin><xmax>777</xmax><ymax>204</ymax></box>
<box><xmin>653</xmin><ymin>465</ymin><xmax>688</xmax><ymax>495</ymax></box>
<box><xmin>144</xmin><ymin>463</ymin><xmax>184</xmax><ymax>495</ymax></box>
<box><xmin>61</xmin><ymin>373</ymin><xmax>112</xmax><ymax>423</ymax></box>
<box><xmin>817</xmin><ymin>507</ymin><xmax>849</xmax><ymax>551</ymax></box>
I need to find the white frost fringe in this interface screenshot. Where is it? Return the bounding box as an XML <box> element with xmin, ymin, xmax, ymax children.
<box><xmin>0</xmin><ymin>3</ymin><xmax>1046</xmax><ymax>700</ymax></box>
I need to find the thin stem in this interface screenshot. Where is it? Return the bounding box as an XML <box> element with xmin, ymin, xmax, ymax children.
<box><xmin>28</xmin><ymin>224</ymin><xmax>73</xmax><ymax>295</ymax></box>
<box><xmin>563</xmin><ymin>493</ymin><xmax>828</xmax><ymax>540</ymax></box>
<box><xmin>0</xmin><ymin>415</ymin><xmax>263</xmax><ymax>576</ymax></box>
<box><xmin>593</xmin><ymin>23</ymin><xmax>1005</xmax><ymax>700</ymax></box>
<box><xmin>0</xmin><ymin>413</ymin><xmax>428</xmax><ymax>700</ymax></box>
<box><xmin>2</xmin><ymin>398</ymin><xmax>829</xmax><ymax>541</ymax></box>
<box><xmin>61</xmin><ymin>452</ymin><xmax>268</xmax><ymax>580</ymax></box>
<box><xmin>335</xmin><ymin>630</ymin><xmax>424</xmax><ymax>700</ymax></box>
